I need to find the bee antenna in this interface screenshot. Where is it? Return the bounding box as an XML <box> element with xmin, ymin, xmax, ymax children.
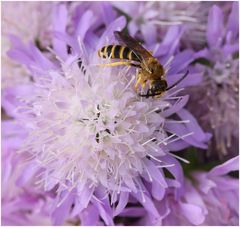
<box><xmin>166</xmin><ymin>70</ymin><xmax>189</xmax><ymax>91</ymax></box>
<box><xmin>139</xmin><ymin>93</ymin><xmax>149</xmax><ymax>98</ymax></box>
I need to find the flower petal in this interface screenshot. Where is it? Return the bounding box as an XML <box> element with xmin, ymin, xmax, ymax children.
<box><xmin>71</xmin><ymin>185</ymin><xmax>94</xmax><ymax>216</ymax></box>
<box><xmin>52</xmin><ymin>191</ymin><xmax>75</xmax><ymax>225</ymax></box>
<box><xmin>226</xmin><ymin>2</ymin><xmax>239</xmax><ymax>41</ymax></box>
<box><xmin>207</xmin><ymin>5</ymin><xmax>224</xmax><ymax>47</ymax></box>
<box><xmin>96</xmin><ymin>16</ymin><xmax>126</xmax><ymax>51</ymax></box>
<box><xmin>161</xmin><ymin>95</ymin><xmax>189</xmax><ymax>118</ymax></box>
<box><xmin>52</xmin><ymin>4</ymin><xmax>68</xmax><ymax>59</ymax></box>
<box><xmin>94</xmin><ymin>187</ymin><xmax>114</xmax><ymax>225</ymax></box>
<box><xmin>2</xmin><ymin>85</ymin><xmax>35</xmax><ymax>118</ymax></box>
<box><xmin>144</xmin><ymin>159</ymin><xmax>168</xmax><ymax>188</ymax></box>
<box><xmin>140</xmin><ymin>23</ymin><xmax>157</xmax><ymax>45</ymax></box>
<box><xmin>209</xmin><ymin>156</ymin><xmax>239</xmax><ymax>177</ymax></box>
<box><xmin>151</xmin><ymin>180</ymin><xmax>165</xmax><ymax>200</ymax></box>
<box><xmin>79</xmin><ymin>204</ymin><xmax>100</xmax><ymax>226</ymax></box>
<box><xmin>113</xmin><ymin>191</ymin><xmax>129</xmax><ymax>216</ymax></box>
<box><xmin>168</xmin><ymin>49</ymin><xmax>194</xmax><ymax>75</ymax></box>
<box><xmin>131</xmin><ymin>179</ymin><xmax>160</xmax><ymax>218</ymax></box>
<box><xmin>179</xmin><ymin>202</ymin><xmax>205</xmax><ymax>225</ymax></box>
<box><xmin>177</xmin><ymin>109</ymin><xmax>211</xmax><ymax>143</ymax></box>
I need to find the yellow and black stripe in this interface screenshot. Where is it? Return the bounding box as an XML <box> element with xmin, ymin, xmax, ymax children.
<box><xmin>98</xmin><ymin>45</ymin><xmax>140</xmax><ymax>62</ymax></box>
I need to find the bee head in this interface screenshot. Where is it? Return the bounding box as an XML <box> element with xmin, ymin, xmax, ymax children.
<box><xmin>150</xmin><ymin>80</ymin><xmax>168</xmax><ymax>94</ymax></box>
<box><xmin>139</xmin><ymin>79</ymin><xmax>168</xmax><ymax>98</ymax></box>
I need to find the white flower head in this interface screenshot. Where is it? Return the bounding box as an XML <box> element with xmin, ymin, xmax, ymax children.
<box><xmin>19</xmin><ymin>49</ymin><xmax>178</xmax><ymax>200</ymax></box>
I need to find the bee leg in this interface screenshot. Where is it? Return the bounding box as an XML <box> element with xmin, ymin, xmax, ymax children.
<box><xmin>140</xmin><ymin>79</ymin><xmax>147</xmax><ymax>89</ymax></box>
<box><xmin>146</xmin><ymin>89</ymin><xmax>151</xmax><ymax>98</ymax></box>
<box><xmin>97</xmin><ymin>62</ymin><xmax>140</xmax><ymax>68</ymax></box>
<box><xmin>149</xmin><ymin>80</ymin><xmax>154</xmax><ymax>89</ymax></box>
<box><xmin>134</xmin><ymin>72</ymin><xmax>147</xmax><ymax>91</ymax></box>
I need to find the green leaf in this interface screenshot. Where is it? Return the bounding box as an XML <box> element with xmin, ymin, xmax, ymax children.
<box><xmin>180</xmin><ymin>147</ymin><xmax>222</xmax><ymax>177</ymax></box>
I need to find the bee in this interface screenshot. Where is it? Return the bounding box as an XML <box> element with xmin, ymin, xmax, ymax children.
<box><xmin>98</xmin><ymin>31</ymin><xmax>188</xmax><ymax>98</ymax></box>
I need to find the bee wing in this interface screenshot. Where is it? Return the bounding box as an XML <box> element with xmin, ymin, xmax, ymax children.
<box><xmin>114</xmin><ymin>31</ymin><xmax>153</xmax><ymax>63</ymax></box>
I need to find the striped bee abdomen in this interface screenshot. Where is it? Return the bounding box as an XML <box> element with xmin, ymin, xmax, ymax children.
<box><xmin>98</xmin><ymin>45</ymin><xmax>140</xmax><ymax>62</ymax></box>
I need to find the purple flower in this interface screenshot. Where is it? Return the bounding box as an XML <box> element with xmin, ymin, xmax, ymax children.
<box><xmin>121</xmin><ymin>156</ymin><xmax>239</xmax><ymax>225</ymax></box>
<box><xmin>187</xmin><ymin>2</ymin><xmax>239</xmax><ymax>159</ymax></box>
<box><xmin>111</xmin><ymin>2</ymin><xmax>213</xmax><ymax>48</ymax></box>
<box><xmin>2</xmin><ymin>2</ymin><xmax>53</xmax><ymax>44</ymax></box>
<box><xmin>193</xmin><ymin>156</ymin><xmax>239</xmax><ymax>225</ymax></box>
<box><xmin>1</xmin><ymin>120</ymin><xmax>53</xmax><ymax>225</ymax></box>
<box><xmin>2</xmin><ymin>2</ymin><xmax>210</xmax><ymax>225</ymax></box>
<box><xmin>2</xmin><ymin>2</ymin><xmax>53</xmax><ymax>89</ymax></box>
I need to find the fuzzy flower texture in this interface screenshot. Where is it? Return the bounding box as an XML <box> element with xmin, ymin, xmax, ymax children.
<box><xmin>1</xmin><ymin>2</ymin><xmax>239</xmax><ymax>226</ymax></box>
<box><xmin>188</xmin><ymin>3</ymin><xmax>239</xmax><ymax>159</ymax></box>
